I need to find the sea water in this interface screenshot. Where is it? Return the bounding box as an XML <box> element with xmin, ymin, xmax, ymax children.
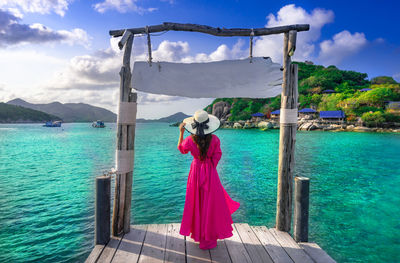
<box><xmin>0</xmin><ymin>123</ymin><xmax>399</xmax><ymax>263</ymax></box>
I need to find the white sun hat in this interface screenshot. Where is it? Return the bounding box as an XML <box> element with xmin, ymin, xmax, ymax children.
<box><xmin>183</xmin><ymin>109</ymin><xmax>220</xmax><ymax>136</ymax></box>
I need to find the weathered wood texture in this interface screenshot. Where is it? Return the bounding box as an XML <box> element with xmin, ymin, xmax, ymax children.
<box><xmin>299</xmin><ymin>242</ymin><xmax>337</xmax><ymax>263</ymax></box>
<box><xmin>186</xmin><ymin>236</ymin><xmax>211</xmax><ymax>263</ymax></box>
<box><xmin>112</xmin><ymin>33</ymin><xmax>137</xmax><ymax>236</ymax></box>
<box><xmin>97</xmin><ymin>236</ymin><xmax>123</xmax><ymax>263</ymax></box>
<box><xmin>85</xmin><ymin>244</ymin><xmax>106</xmax><ymax>263</ymax></box>
<box><xmin>87</xmin><ymin>223</ymin><xmax>335</xmax><ymax>263</ymax></box>
<box><xmin>276</xmin><ymin>30</ymin><xmax>298</xmax><ymax>231</ymax></box>
<box><xmin>269</xmin><ymin>228</ymin><xmax>312</xmax><ymax>263</ymax></box>
<box><xmin>96</xmin><ymin>176</ymin><xmax>111</xmax><ymax>245</ymax></box>
<box><xmin>138</xmin><ymin>223</ymin><xmax>168</xmax><ymax>262</ymax></box>
<box><xmin>112</xmin><ymin>224</ymin><xmax>147</xmax><ymax>262</ymax></box>
<box><xmin>224</xmin><ymin>224</ymin><xmax>252</xmax><ymax>263</ymax></box>
<box><xmin>293</xmin><ymin>177</ymin><xmax>310</xmax><ymax>242</ymax></box>
<box><xmin>164</xmin><ymin>223</ymin><xmax>186</xmax><ymax>263</ymax></box>
<box><xmin>250</xmin><ymin>226</ymin><xmax>294</xmax><ymax>263</ymax></box>
<box><xmin>235</xmin><ymin>223</ymin><xmax>273</xmax><ymax>263</ymax></box>
<box><xmin>110</xmin><ymin>22</ymin><xmax>309</xmax><ymax>37</ymax></box>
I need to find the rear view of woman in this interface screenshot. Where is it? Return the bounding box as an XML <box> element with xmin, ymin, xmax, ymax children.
<box><xmin>177</xmin><ymin>109</ymin><xmax>240</xmax><ymax>250</ymax></box>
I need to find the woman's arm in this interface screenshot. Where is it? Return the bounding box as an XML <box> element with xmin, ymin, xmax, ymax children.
<box><xmin>211</xmin><ymin>136</ymin><xmax>222</xmax><ymax>167</ymax></box>
<box><xmin>177</xmin><ymin>122</ymin><xmax>186</xmax><ymax>147</ymax></box>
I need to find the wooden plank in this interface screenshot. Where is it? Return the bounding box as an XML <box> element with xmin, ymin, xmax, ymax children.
<box><xmin>299</xmin><ymin>242</ymin><xmax>336</xmax><ymax>263</ymax></box>
<box><xmin>111</xmin><ymin>225</ymin><xmax>147</xmax><ymax>263</ymax></box>
<box><xmin>97</xmin><ymin>236</ymin><xmax>123</xmax><ymax>263</ymax></box>
<box><xmin>251</xmin><ymin>226</ymin><xmax>293</xmax><ymax>263</ymax></box>
<box><xmin>186</xmin><ymin>236</ymin><xmax>212</xmax><ymax>263</ymax></box>
<box><xmin>164</xmin><ymin>223</ymin><xmax>186</xmax><ymax>263</ymax></box>
<box><xmin>138</xmin><ymin>224</ymin><xmax>168</xmax><ymax>263</ymax></box>
<box><xmin>85</xmin><ymin>245</ymin><xmax>106</xmax><ymax>263</ymax></box>
<box><xmin>269</xmin><ymin>228</ymin><xmax>312</xmax><ymax>263</ymax></box>
<box><xmin>109</xmin><ymin>22</ymin><xmax>310</xmax><ymax>37</ymax></box>
<box><xmin>224</xmin><ymin>224</ymin><xmax>252</xmax><ymax>263</ymax></box>
<box><xmin>209</xmin><ymin>240</ymin><xmax>231</xmax><ymax>263</ymax></box>
<box><xmin>235</xmin><ymin>223</ymin><xmax>273</xmax><ymax>263</ymax></box>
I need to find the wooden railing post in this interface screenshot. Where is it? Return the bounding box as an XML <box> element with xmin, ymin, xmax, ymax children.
<box><xmin>112</xmin><ymin>32</ymin><xmax>137</xmax><ymax>236</ymax></box>
<box><xmin>293</xmin><ymin>176</ymin><xmax>310</xmax><ymax>242</ymax></box>
<box><xmin>95</xmin><ymin>175</ymin><xmax>111</xmax><ymax>245</ymax></box>
<box><xmin>276</xmin><ymin>30</ymin><xmax>298</xmax><ymax>232</ymax></box>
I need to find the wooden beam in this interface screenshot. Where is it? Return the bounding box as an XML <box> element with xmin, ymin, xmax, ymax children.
<box><xmin>112</xmin><ymin>33</ymin><xmax>136</xmax><ymax>236</ymax></box>
<box><xmin>110</xmin><ymin>22</ymin><xmax>309</xmax><ymax>37</ymax></box>
<box><xmin>276</xmin><ymin>31</ymin><xmax>298</xmax><ymax>232</ymax></box>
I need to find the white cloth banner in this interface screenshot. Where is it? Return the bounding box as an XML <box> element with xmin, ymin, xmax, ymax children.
<box><xmin>132</xmin><ymin>57</ymin><xmax>283</xmax><ymax>98</ymax></box>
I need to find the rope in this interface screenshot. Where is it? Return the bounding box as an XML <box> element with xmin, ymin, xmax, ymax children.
<box><xmin>249</xmin><ymin>28</ymin><xmax>254</xmax><ymax>63</ymax></box>
<box><xmin>146</xmin><ymin>26</ymin><xmax>152</xmax><ymax>67</ymax></box>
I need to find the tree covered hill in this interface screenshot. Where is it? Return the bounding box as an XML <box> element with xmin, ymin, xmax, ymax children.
<box><xmin>204</xmin><ymin>62</ymin><xmax>400</xmax><ymax>124</ymax></box>
<box><xmin>0</xmin><ymin>103</ymin><xmax>61</xmax><ymax>123</ymax></box>
<box><xmin>7</xmin><ymin>98</ymin><xmax>117</xmax><ymax>122</ymax></box>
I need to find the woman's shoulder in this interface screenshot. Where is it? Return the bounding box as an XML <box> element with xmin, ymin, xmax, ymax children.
<box><xmin>211</xmin><ymin>134</ymin><xmax>220</xmax><ymax>143</ymax></box>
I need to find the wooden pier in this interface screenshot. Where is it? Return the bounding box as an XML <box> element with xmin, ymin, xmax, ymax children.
<box><xmin>86</xmin><ymin>223</ymin><xmax>335</xmax><ymax>263</ymax></box>
<box><xmin>85</xmin><ymin>22</ymin><xmax>338</xmax><ymax>263</ymax></box>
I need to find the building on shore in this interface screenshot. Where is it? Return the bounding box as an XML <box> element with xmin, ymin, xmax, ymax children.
<box><xmin>319</xmin><ymin>110</ymin><xmax>345</xmax><ymax>123</ymax></box>
<box><xmin>359</xmin><ymin>88</ymin><xmax>372</xmax><ymax>92</ymax></box>
<box><xmin>251</xmin><ymin>112</ymin><xmax>265</xmax><ymax>122</ymax></box>
<box><xmin>271</xmin><ymin>109</ymin><xmax>280</xmax><ymax>120</ymax></box>
<box><xmin>299</xmin><ymin>108</ymin><xmax>317</xmax><ymax>118</ymax></box>
<box><xmin>322</xmin><ymin>89</ymin><xmax>336</xmax><ymax>94</ymax></box>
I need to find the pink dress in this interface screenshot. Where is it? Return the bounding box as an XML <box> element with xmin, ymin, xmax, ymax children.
<box><xmin>178</xmin><ymin>134</ymin><xmax>240</xmax><ymax>248</ymax></box>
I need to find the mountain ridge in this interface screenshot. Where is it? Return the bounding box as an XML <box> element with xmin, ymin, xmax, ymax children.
<box><xmin>0</xmin><ymin>103</ymin><xmax>62</xmax><ymax>123</ymax></box>
<box><xmin>7</xmin><ymin>98</ymin><xmax>117</xmax><ymax>122</ymax></box>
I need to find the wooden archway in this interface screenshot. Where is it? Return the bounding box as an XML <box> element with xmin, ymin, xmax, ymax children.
<box><xmin>109</xmin><ymin>22</ymin><xmax>310</xmax><ymax>236</ymax></box>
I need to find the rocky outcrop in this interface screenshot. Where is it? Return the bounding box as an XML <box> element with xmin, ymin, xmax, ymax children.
<box><xmin>212</xmin><ymin>101</ymin><xmax>231</xmax><ymax>123</ymax></box>
<box><xmin>257</xmin><ymin>121</ymin><xmax>273</xmax><ymax>129</ymax></box>
<box><xmin>233</xmin><ymin>122</ymin><xmax>242</xmax><ymax>129</ymax></box>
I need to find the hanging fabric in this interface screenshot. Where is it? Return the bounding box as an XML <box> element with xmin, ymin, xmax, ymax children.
<box><xmin>131</xmin><ymin>57</ymin><xmax>282</xmax><ymax>99</ymax></box>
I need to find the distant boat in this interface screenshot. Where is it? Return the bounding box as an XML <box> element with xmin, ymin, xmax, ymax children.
<box><xmin>92</xmin><ymin>120</ymin><xmax>106</xmax><ymax>128</ymax></box>
<box><xmin>43</xmin><ymin>121</ymin><xmax>62</xmax><ymax>127</ymax></box>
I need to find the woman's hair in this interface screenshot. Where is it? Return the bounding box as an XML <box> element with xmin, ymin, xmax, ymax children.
<box><xmin>191</xmin><ymin>134</ymin><xmax>212</xmax><ymax>160</ymax></box>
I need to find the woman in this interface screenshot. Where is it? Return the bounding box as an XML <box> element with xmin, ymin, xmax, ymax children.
<box><xmin>177</xmin><ymin>109</ymin><xmax>240</xmax><ymax>250</ymax></box>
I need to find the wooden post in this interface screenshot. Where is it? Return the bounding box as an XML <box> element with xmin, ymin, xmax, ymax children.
<box><xmin>293</xmin><ymin>177</ymin><xmax>310</xmax><ymax>242</ymax></box>
<box><xmin>112</xmin><ymin>33</ymin><xmax>136</xmax><ymax>236</ymax></box>
<box><xmin>276</xmin><ymin>30</ymin><xmax>298</xmax><ymax>232</ymax></box>
<box><xmin>95</xmin><ymin>175</ymin><xmax>111</xmax><ymax>245</ymax></box>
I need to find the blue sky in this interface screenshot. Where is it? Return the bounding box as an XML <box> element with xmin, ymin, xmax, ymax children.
<box><xmin>0</xmin><ymin>0</ymin><xmax>399</xmax><ymax>118</ymax></box>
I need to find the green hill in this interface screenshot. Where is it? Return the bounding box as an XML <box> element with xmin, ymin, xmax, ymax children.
<box><xmin>205</xmin><ymin>62</ymin><xmax>400</xmax><ymax>124</ymax></box>
<box><xmin>0</xmin><ymin>103</ymin><xmax>61</xmax><ymax>123</ymax></box>
<box><xmin>7</xmin><ymin>98</ymin><xmax>117</xmax><ymax>122</ymax></box>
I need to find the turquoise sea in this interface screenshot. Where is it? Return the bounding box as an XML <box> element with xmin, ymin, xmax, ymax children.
<box><xmin>0</xmin><ymin>123</ymin><xmax>399</xmax><ymax>263</ymax></box>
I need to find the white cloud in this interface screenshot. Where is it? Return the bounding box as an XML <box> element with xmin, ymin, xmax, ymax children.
<box><xmin>393</xmin><ymin>73</ymin><xmax>400</xmax><ymax>82</ymax></box>
<box><xmin>0</xmin><ymin>49</ymin><xmax>67</xmax><ymax>102</ymax></box>
<box><xmin>0</xmin><ymin>0</ymin><xmax>72</xmax><ymax>16</ymax></box>
<box><xmin>318</xmin><ymin>30</ymin><xmax>367</xmax><ymax>65</ymax></box>
<box><xmin>34</xmin><ymin>38</ymin><xmax>246</xmax><ymax>114</ymax></box>
<box><xmin>253</xmin><ymin>4</ymin><xmax>334</xmax><ymax>63</ymax></box>
<box><xmin>93</xmin><ymin>0</ymin><xmax>157</xmax><ymax>14</ymax></box>
<box><xmin>0</xmin><ymin>9</ymin><xmax>91</xmax><ymax>48</ymax></box>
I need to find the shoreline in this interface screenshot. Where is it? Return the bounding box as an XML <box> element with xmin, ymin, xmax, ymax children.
<box><xmin>219</xmin><ymin>120</ymin><xmax>400</xmax><ymax>133</ymax></box>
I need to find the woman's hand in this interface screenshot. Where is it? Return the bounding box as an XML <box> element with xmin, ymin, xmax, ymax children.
<box><xmin>179</xmin><ymin>122</ymin><xmax>186</xmax><ymax>133</ymax></box>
